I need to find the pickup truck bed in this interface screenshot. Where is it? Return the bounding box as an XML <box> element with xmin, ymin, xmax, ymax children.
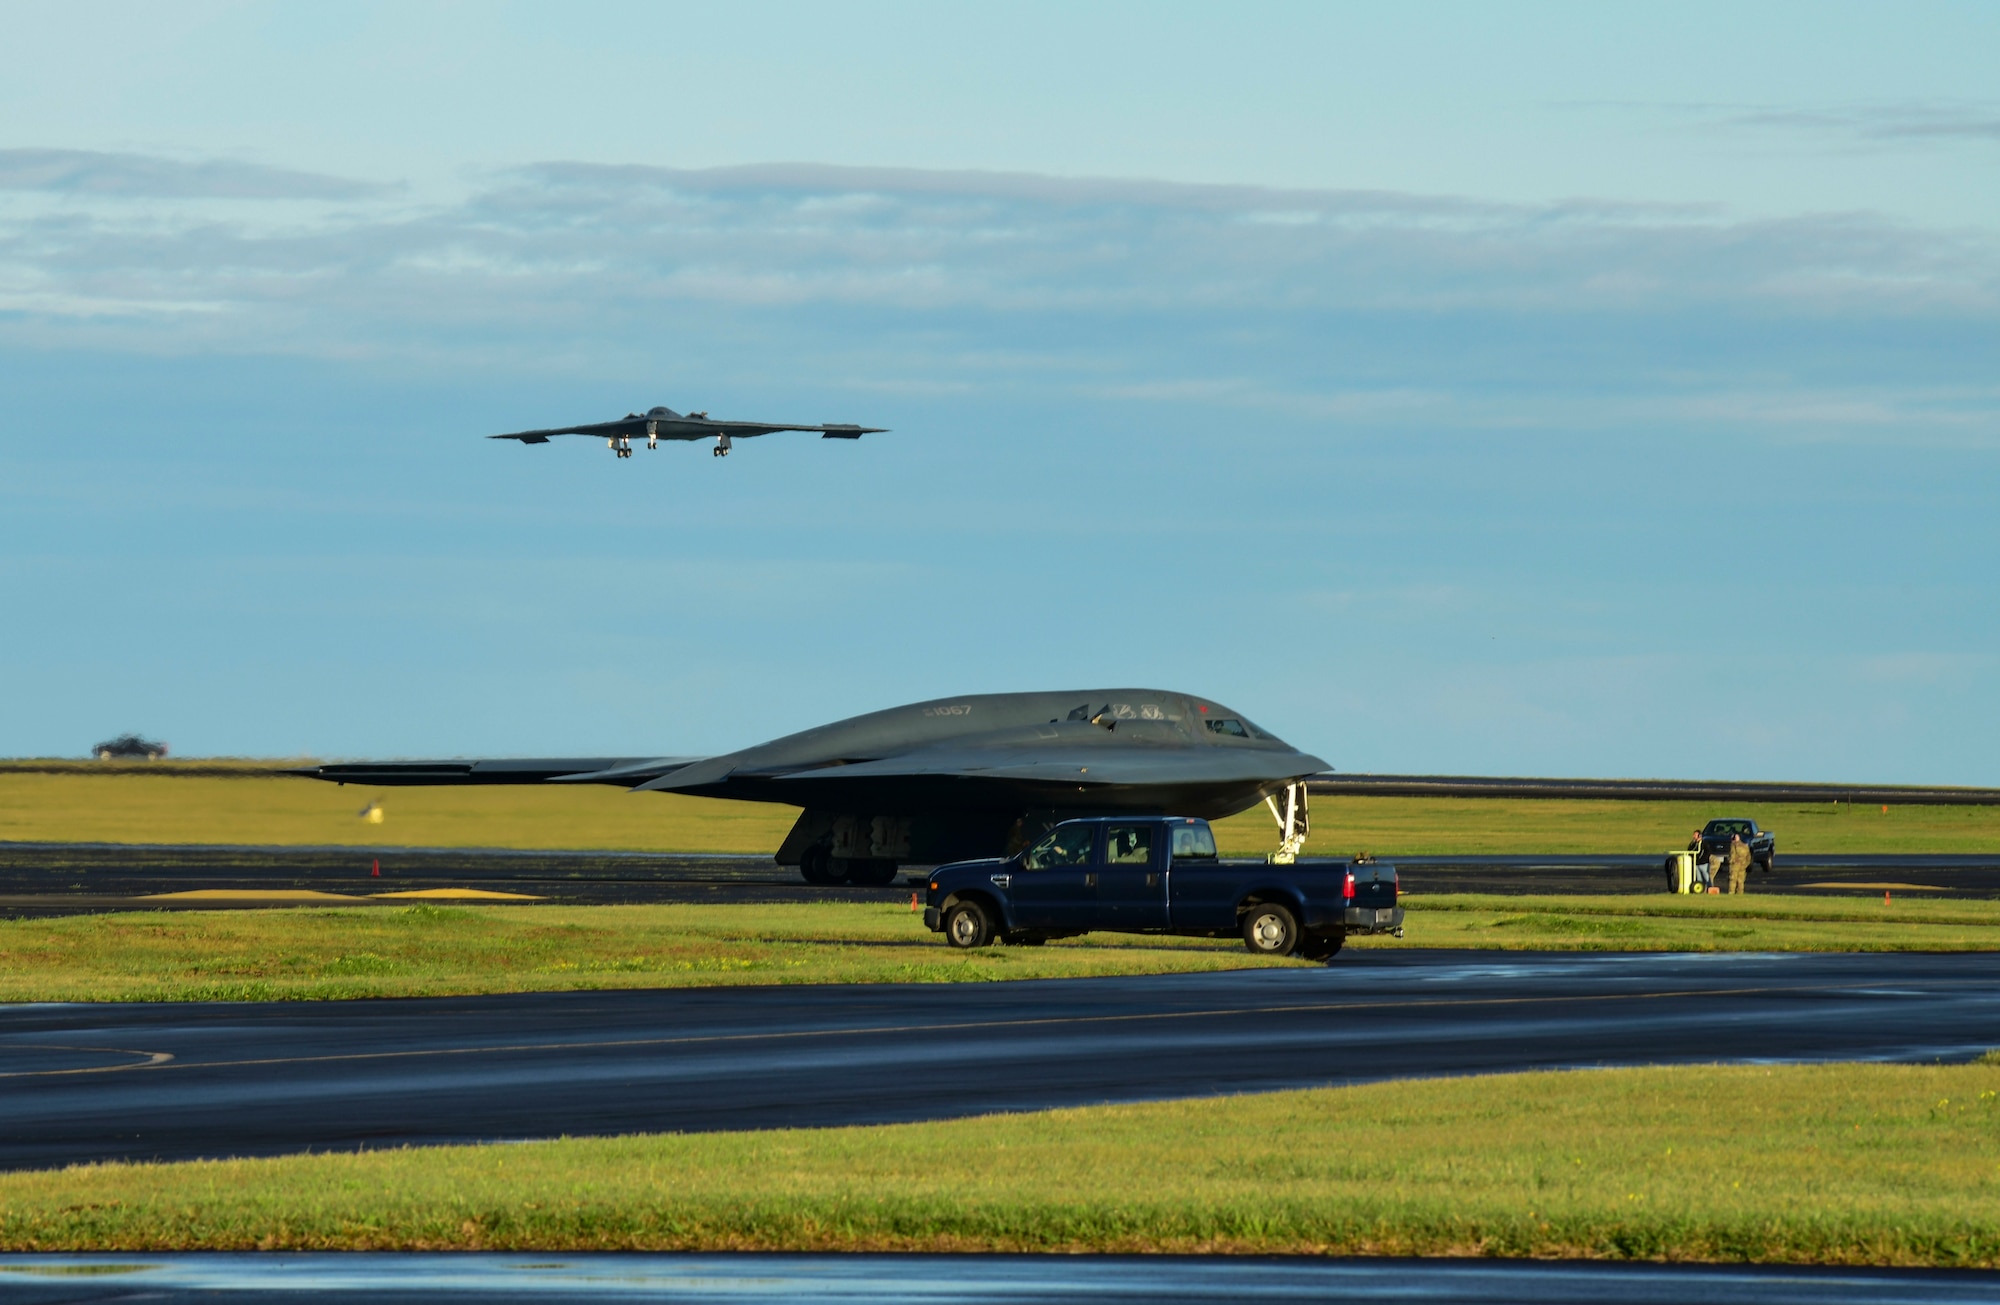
<box><xmin>922</xmin><ymin>815</ymin><xmax>1401</xmax><ymax>961</ymax></box>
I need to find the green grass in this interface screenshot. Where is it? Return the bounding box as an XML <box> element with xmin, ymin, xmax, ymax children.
<box><xmin>1297</xmin><ymin>794</ymin><xmax>2000</xmax><ymax>856</ymax></box>
<box><xmin>0</xmin><ymin>767</ymin><xmax>799</xmax><ymax>855</ymax></box>
<box><xmin>5</xmin><ymin>764</ymin><xmax>1999</xmax><ymax>855</ymax></box>
<box><xmin>0</xmin><ymin>902</ymin><xmax>1309</xmax><ymax>1002</ymax></box>
<box><xmin>1388</xmin><ymin>893</ymin><xmax>2000</xmax><ymax>952</ymax></box>
<box><xmin>6</xmin><ymin>1062</ymin><xmax>2000</xmax><ymax>1262</ymax></box>
<box><xmin>2</xmin><ymin>894</ymin><xmax>1995</xmax><ymax>1004</ymax></box>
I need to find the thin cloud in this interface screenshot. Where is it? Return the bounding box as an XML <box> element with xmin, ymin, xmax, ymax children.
<box><xmin>1724</xmin><ymin>103</ymin><xmax>2000</xmax><ymax>144</ymax></box>
<box><xmin>1570</xmin><ymin>98</ymin><xmax>2000</xmax><ymax>148</ymax></box>
<box><xmin>0</xmin><ymin>148</ymin><xmax>385</xmax><ymax>199</ymax></box>
<box><xmin>0</xmin><ymin>152</ymin><xmax>1992</xmax><ymax>445</ymax></box>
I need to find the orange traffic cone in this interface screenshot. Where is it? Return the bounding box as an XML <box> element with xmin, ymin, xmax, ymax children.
<box><xmin>909</xmin><ymin>892</ymin><xmax>920</xmax><ymax>911</ymax></box>
<box><xmin>1885</xmin><ymin>891</ymin><xmax>1892</xmax><ymax>906</ymax></box>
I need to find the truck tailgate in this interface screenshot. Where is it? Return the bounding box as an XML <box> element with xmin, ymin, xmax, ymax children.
<box><xmin>1350</xmin><ymin>862</ymin><xmax>1397</xmax><ymax>909</ymax></box>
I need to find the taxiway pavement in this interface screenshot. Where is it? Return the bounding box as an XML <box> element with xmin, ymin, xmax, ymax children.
<box><xmin>3</xmin><ymin>950</ymin><xmax>1997</xmax><ymax>1170</ymax></box>
<box><xmin>2</xmin><ymin>1252</ymin><xmax>1995</xmax><ymax>1304</ymax></box>
<box><xmin>3</xmin><ymin>842</ymin><xmax>1998</xmax><ymax>917</ymax></box>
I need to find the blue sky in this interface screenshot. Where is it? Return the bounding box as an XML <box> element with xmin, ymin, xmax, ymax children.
<box><xmin>0</xmin><ymin>2</ymin><xmax>1995</xmax><ymax>781</ymax></box>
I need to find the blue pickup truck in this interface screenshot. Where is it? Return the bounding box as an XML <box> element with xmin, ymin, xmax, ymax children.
<box><xmin>922</xmin><ymin>815</ymin><xmax>1402</xmax><ymax>961</ymax></box>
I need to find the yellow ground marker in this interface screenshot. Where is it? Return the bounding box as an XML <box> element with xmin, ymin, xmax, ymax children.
<box><xmin>367</xmin><ymin>888</ymin><xmax>544</xmax><ymax>901</ymax></box>
<box><xmin>138</xmin><ymin>889</ymin><xmax>368</xmax><ymax>902</ymax></box>
<box><xmin>1798</xmin><ymin>882</ymin><xmax>1951</xmax><ymax>892</ymax></box>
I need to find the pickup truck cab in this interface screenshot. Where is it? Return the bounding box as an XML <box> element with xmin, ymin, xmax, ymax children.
<box><xmin>922</xmin><ymin>816</ymin><xmax>1402</xmax><ymax>961</ymax></box>
<box><xmin>1696</xmin><ymin>818</ymin><xmax>1776</xmax><ymax>872</ymax></box>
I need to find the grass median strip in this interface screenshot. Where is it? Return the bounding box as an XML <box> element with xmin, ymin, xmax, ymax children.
<box><xmin>5</xmin><ymin>1061</ymin><xmax>1998</xmax><ymax>1262</ymax></box>
<box><xmin>0</xmin><ymin>894</ymin><xmax>1995</xmax><ymax>1003</ymax></box>
<box><xmin>0</xmin><ymin>902</ymin><xmax>1305</xmax><ymax>1002</ymax></box>
<box><xmin>1382</xmin><ymin>893</ymin><xmax>2000</xmax><ymax>952</ymax></box>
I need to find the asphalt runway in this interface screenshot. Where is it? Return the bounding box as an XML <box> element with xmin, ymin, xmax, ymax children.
<box><xmin>3</xmin><ymin>841</ymin><xmax>1999</xmax><ymax>916</ymax></box>
<box><xmin>4</xmin><ymin>949</ymin><xmax>1998</xmax><ymax>1170</ymax></box>
<box><xmin>2</xmin><ymin>1253</ymin><xmax>1995</xmax><ymax>1304</ymax></box>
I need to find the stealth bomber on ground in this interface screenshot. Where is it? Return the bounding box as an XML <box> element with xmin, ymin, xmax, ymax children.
<box><xmin>292</xmin><ymin>689</ymin><xmax>1324</xmax><ymax>886</ymax></box>
<box><xmin>490</xmin><ymin>406</ymin><xmax>887</xmax><ymax>459</ymax></box>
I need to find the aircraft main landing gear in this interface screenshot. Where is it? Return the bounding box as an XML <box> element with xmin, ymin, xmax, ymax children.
<box><xmin>799</xmin><ymin>845</ymin><xmax>838</xmax><ymax>885</ymax></box>
<box><xmin>797</xmin><ymin>845</ymin><xmax>901</xmax><ymax>887</ymax></box>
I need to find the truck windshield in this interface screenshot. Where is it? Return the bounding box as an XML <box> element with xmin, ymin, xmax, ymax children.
<box><xmin>1704</xmin><ymin>820</ymin><xmax>1754</xmax><ymax>836</ymax></box>
<box><xmin>1170</xmin><ymin>822</ymin><xmax>1217</xmax><ymax>859</ymax></box>
<box><xmin>1024</xmin><ymin>825</ymin><xmax>1095</xmax><ymax>870</ymax></box>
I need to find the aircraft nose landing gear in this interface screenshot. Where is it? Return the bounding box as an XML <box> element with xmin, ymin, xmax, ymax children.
<box><xmin>1265</xmin><ymin>780</ymin><xmax>1309</xmax><ymax>864</ymax></box>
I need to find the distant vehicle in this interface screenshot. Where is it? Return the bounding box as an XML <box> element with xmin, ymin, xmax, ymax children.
<box><xmin>922</xmin><ymin>815</ymin><xmax>1402</xmax><ymax>961</ymax></box>
<box><xmin>93</xmin><ymin>734</ymin><xmax>168</xmax><ymax>760</ymax></box>
<box><xmin>488</xmin><ymin>405</ymin><xmax>887</xmax><ymax>460</ymax></box>
<box><xmin>1696</xmin><ymin>818</ymin><xmax>1776</xmax><ymax>872</ymax></box>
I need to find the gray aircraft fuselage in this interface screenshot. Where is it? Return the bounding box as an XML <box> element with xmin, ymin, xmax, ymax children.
<box><xmin>295</xmin><ymin>688</ymin><xmax>1325</xmax><ymax>878</ymax></box>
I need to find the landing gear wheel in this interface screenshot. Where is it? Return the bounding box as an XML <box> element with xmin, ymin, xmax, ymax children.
<box><xmin>1241</xmin><ymin>903</ymin><xmax>1301</xmax><ymax>957</ymax></box>
<box><xmin>943</xmin><ymin>900</ymin><xmax>996</xmax><ymax>949</ymax></box>
<box><xmin>1300</xmin><ymin>928</ymin><xmax>1346</xmax><ymax>961</ymax></box>
<box><xmin>799</xmin><ymin>846</ymin><xmax>838</xmax><ymax>886</ymax></box>
<box><xmin>849</xmin><ymin>859</ymin><xmax>900</xmax><ymax>887</ymax></box>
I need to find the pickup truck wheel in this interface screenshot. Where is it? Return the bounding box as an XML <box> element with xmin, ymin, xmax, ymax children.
<box><xmin>1241</xmin><ymin>903</ymin><xmax>1301</xmax><ymax>957</ymax></box>
<box><xmin>1757</xmin><ymin>856</ymin><xmax>1774</xmax><ymax>874</ymax></box>
<box><xmin>943</xmin><ymin>900</ymin><xmax>996</xmax><ymax>949</ymax></box>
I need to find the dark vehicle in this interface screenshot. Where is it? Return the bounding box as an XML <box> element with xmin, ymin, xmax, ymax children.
<box><xmin>92</xmin><ymin>734</ymin><xmax>167</xmax><ymax>760</ymax></box>
<box><xmin>1696</xmin><ymin>818</ymin><xmax>1776</xmax><ymax>872</ymax></box>
<box><xmin>922</xmin><ymin>816</ymin><xmax>1402</xmax><ymax>961</ymax></box>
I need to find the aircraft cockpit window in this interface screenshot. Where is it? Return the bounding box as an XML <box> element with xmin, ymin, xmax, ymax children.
<box><xmin>1106</xmin><ymin>825</ymin><xmax>1152</xmax><ymax>865</ymax></box>
<box><xmin>1024</xmin><ymin>824</ymin><xmax>1095</xmax><ymax>871</ymax></box>
<box><xmin>1066</xmin><ymin>705</ymin><xmax>1091</xmax><ymax>722</ymax></box>
<box><xmin>1206</xmin><ymin>718</ymin><xmax>1250</xmax><ymax>738</ymax></box>
<box><xmin>1170</xmin><ymin>823</ymin><xmax>1218</xmax><ymax>859</ymax></box>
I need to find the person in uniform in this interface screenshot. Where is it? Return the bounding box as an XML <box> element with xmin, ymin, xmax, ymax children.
<box><xmin>1726</xmin><ymin>833</ymin><xmax>1752</xmax><ymax>894</ymax></box>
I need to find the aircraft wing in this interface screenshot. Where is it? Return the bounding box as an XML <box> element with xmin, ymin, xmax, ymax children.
<box><xmin>636</xmin><ymin>744</ymin><xmax>1328</xmax><ymax>792</ymax></box>
<box><xmin>488</xmin><ymin>418</ymin><xmax>645</xmax><ymax>444</ymax></box>
<box><xmin>289</xmin><ymin>757</ymin><xmax>705</xmax><ymax>787</ymax></box>
<box><xmin>691</xmin><ymin>420</ymin><xmax>886</xmax><ymax>441</ymax></box>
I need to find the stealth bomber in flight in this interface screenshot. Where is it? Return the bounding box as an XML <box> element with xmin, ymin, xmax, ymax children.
<box><xmin>293</xmin><ymin>689</ymin><xmax>1324</xmax><ymax>885</ymax></box>
<box><xmin>490</xmin><ymin>406</ymin><xmax>887</xmax><ymax>459</ymax></box>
